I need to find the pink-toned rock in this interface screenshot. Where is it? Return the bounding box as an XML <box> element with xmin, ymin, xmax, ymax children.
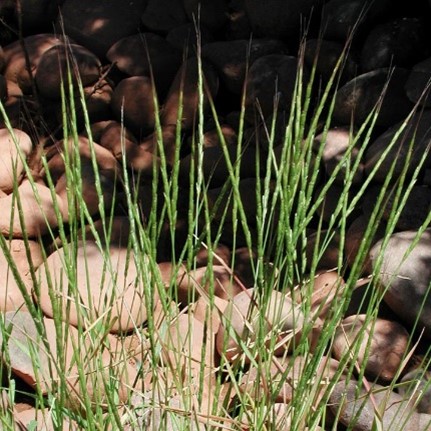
<box><xmin>216</xmin><ymin>288</ymin><xmax>305</xmax><ymax>362</ymax></box>
<box><xmin>332</xmin><ymin>314</ymin><xmax>409</xmax><ymax>382</ymax></box>
<box><xmin>43</xmin><ymin>136</ymin><xmax>120</xmax><ymax>219</ymax></box>
<box><xmin>0</xmin><ymin>128</ymin><xmax>32</xmax><ymax>193</ymax></box>
<box><xmin>35</xmin><ymin>239</ymin><xmax>152</xmax><ymax>333</ymax></box>
<box><xmin>0</xmin><ymin>239</ymin><xmax>43</xmax><ymax>312</ymax></box>
<box><xmin>0</xmin><ymin>179</ymin><xmax>66</xmax><ymax>238</ymax></box>
<box><xmin>191</xmin><ymin>295</ymin><xmax>229</xmax><ymax>333</ymax></box>
<box><xmin>3</xmin><ymin>34</ymin><xmax>64</xmax><ymax>93</ymax></box>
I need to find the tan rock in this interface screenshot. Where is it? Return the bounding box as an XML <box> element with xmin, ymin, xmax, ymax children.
<box><xmin>216</xmin><ymin>288</ymin><xmax>305</xmax><ymax>362</ymax></box>
<box><xmin>0</xmin><ymin>128</ymin><xmax>33</xmax><ymax>194</ymax></box>
<box><xmin>332</xmin><ymin>314</ymin><xmax>409</xmax><ymax>382</ymax></box>
<box><xmin>0</xmin><ymin>179</ymin><xmax>66</xmax><ymax>238</ymax></box>
<box><xmin>0</xmin><ymin>238</ymin><xmax>43</xmax><ymax>312</ymax></box>
<box><xmin>35</xmin><ymin>240</ymin><xmax>153</xmax><ymax>333</ymax></box>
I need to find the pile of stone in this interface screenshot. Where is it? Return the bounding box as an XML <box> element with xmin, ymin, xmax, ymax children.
<box><xmin>1</xmin><ymin>0</ymin><xmax>431</xmax><ymax>429</ymax></box>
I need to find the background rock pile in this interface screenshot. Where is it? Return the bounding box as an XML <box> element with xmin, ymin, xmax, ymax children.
<box><xmin>1</xmin><ymin>0</ymin><xmax>431</xmax><ymax>429</ymax></box>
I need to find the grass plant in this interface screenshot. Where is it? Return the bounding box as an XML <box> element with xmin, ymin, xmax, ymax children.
<box><xmin>0</xmin><ymin>30</ymin><xmax>430</xmax><ymax>431</ymax></box>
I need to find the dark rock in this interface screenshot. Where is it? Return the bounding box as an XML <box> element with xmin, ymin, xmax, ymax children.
<box><xmin>405</xmin><ymin>57</ymin><xmax>431</xmax><ymax>108</ymax></box>
<box><xmin>304</xmin><ymin>39</ymin><xmax>358</xmax><ymax>85</ymax></box>
<box><xmin>57</xmin><ymin>0</ymin><xmax>148</xmax><ymax>59</ymax></box>
<box><xmin>182</xmin><ymin>0</ymin><xmax>228</xmax><ymax>32</ymax></box>
<box><xmin>321</xmin><ymin>0</ymin><xmax>391</xmax><ymax>42</ymax></box>
<box><xmin>245</xmin><ymin>54</ymin><xmax>308</xmax><ymax>123</ymax></box>
<box><xmin>106</xmin><ymin>33</ymin><xmax>182</xmax><ymax>98</ymax></box>
<box><xmin>166</xmin><ymin>23</ymin><xmax>214</xmax><ymax>56</ymax></box>
<box><xmin>111</xmin><ymin>76</ymin><xmax>156</xmax><ymax>137</ymax></box>
<box><xmin>202</xmin><ymin>39</ymin><xmax>287</xmax><ymax>95</ymax></box>
<box><xmin>141</xmin><ymin>0</ymin><xmax>188</xmax><ymax>34</ymax></box>
<box><xmin>244</xmin><ymin>0</ymin><xmax>320</xmax><ymax>40</ymax></box>
<box><xmin>35</xmin><ymin>43</ymin><xmax>101</xmax><ymax>100</ymax></box>
<box><xmin>361</xmin><ymin>18</ymin><xmax>429</xmax><ymax>72</ymax></box>
<box><xmin>333</xmin><ymin>67</ymin><xmax>413</xmax><ymax>127</ymax></box>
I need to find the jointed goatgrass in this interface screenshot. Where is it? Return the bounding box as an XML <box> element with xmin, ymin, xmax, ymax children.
<box><xmin>0</xmin><ymin>33</ymin><xmax>431</xmax><ymax>431</ymax></box>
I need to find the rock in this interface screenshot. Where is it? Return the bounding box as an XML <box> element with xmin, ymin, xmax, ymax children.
<box><xmin>364</xmin><ymin>110</ymin><xmax>431</xmax><ymax>183</ymax></box>
<box><xmin>0</xmin><ymin>75</ymin><xmax>6</xmax><ymax>101</ymax></box>
<box><xmin>321</xmin><ymin>0</ymin><xmax>391</xmax><ymax>42</ymax></box>
<box><xmin>344</xmin><ymin>214</ymin><xmax>386</xmax><ymax>274</ymax></box>
<box><xmin>191</xmin><ymin>295</ymin><xmax>228</xmax><ymax>333</ymax></box>
<box><xmin>43</xmin><ymin>136</ymin><xmax>119</xmax><ymax>219</ymax></box>
<box><xmin>35</xmin><ymin>43</ymin><xmax>101</xmax><ymax>100</ymax></box>
<box><xmin>183</xmin><ymin>0</ymin><xmax>228</xmax><ymax>32</ymax></box>
<box><xmin>399</xmin><ymin>367</ymin><xmax>431</xmax><ymax>414</ymax></box>
<box><xmin>332</xmin><ymin>314</ymin><xmax>409</xmax><ymax>382</ymax></box>
<box><xmin>111</xmin><ymin>76</ymin><xmax>156</xmax><ymax>138</ymax></box>
<box><xmin>329</xmin><ymin>380</ymin><xmax>431</xmax><ymax>430</ymax></box>
<box><xmin>166</xmin><ymin>23</ymin><xmax>214</xmax><ymax>55</ymax></box>
<box><xmin>238</xmin><ymin>403</ymin><xmax>292</xmax><ymax>429</ymax></box>
<box><xmin>141</xmin><ymin>0</ymin><xmax>188</xmax><ymax>34</ymax></box>
<box><xmin>99</xmin><ymin>121</ymin><xmax>157</xmax><ymax>174</ymax></box>
<box><xmin>0</xmin><ymin>179</ymin><xmax>66</xmax><ymax>238</ymax></box>
<box><xmin>370</xmin><ymin>229</ymin><xmax>431</xmax><ymax>337</ymax></box>
<box><xmin>0</xmin><ymin>45</ymin><xmax>5</xmax><ymax>72</ymax></box>
<box><xmin>3</xmin><ymin>34</ymin><xmax>64</xmax><ymax>94</ymax></box>
<box><xmin>363</xmin><ymin>184</ymin><xmax>431</xmax><ymax>231</ymax></box>
<box><xmin>360</xmin><ymin>18</ymin><xmax>428</xmax><ymax>72</ymax></box>
<box><xmin>35</xmin><ymin>239</ymin><xmax>152</xmax><ymax>333</ymax></box>
<box><xmin>13</xmin><ymin>0</ymin><xmax>60</xmax><ymax>31</ymax></box>
<box><xmin>239</xmin><ymin>355</ymin><xmax>343</xmax><ymax>406</ymax></box>
<box><xmin>106</xmin><ymin>33</ymin><xmax>182</xmax><ymax>98</ymax></box>
<box><xmin>244</xmin><ymin>0</ymin><xmax>319</xmax><ymax>40</ymax></box>
<box><xmin>58</xmin><ymin>0</ymin><xmax>148</xmax><ymax>59</ymax></box>
<box><xmin>307</xmin><ymin>270</ymin><xmax>345</xmax><ymax>319</ymax></box>
<box><xmin>161</xmin><ymin>56</ymin><xmax>219</xmax><ymax>128</ymax></box>
<box><xmin>314</xmin><ymin>127</ymin><xmax>364</xmax><ymax>185</ymax></box>
<box><xmin>0</xmin><ymin>128</ymin><xmax>32</xmax><ymax>193</ymax></box>
<box><xmin>14</xmin><ymin>407</ymin><xmax>75</xmax><ymax>430</ymax></box>
<box><xmin>0</xmin><ymin>311</ymin><xmax>56</xmax><ymax>392</ymax></box>
<box><xmin>245</xmin><ymin>54</ymin><xmax>308</xmax><ymax>123</ymax></box>
<box><xmin>405</xmin><ymin>57</ymin><xmax>431</xmax><ymax>108</ymax></box>
<box><xmin>304</xmin><ymin>39</ymin><xmax>358</xmax><ymax>85</ymax></box>
<box><xmin>179</xmin><ymin>146</ymin><xmax>258</xmax><ymax>189</ymax></box>
<box><xmin>202</xmin><ymin>39</ymin><xmax>287</xmax><ymax>94</ymax></box>
<box><xmin>305</xmin><ymin>230</ymin><xmax>341</xmax><ymax>271</ymax></box>
<box><xmin>333</xmin><ymin>67</ymin><xmax>413</xmax><ymax>128</ymax></box>
<box><xmin>216</xmin><ymin>288</ymin><xmax>305</xmax><ymax>362</ymax></box>
<box><xmin>0</xmin><ymin>239</ymin><xmax>43</xmax><ymax>312</ymax></box>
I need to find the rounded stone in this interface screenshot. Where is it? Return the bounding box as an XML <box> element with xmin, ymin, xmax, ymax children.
<box><xmin>332</xmin><ymin>314</ymin><xmax>409</xmax><ymax>382</ymax></box>
<box><xmin>111</xmin><ymin>76</ymin><xmax>156</xmax><ymax>137</ymax></box>
<box><xmin>370</xmin><ymin>229</ymin><xmax>431</xmax><ymax>337</ymax></box>
<box><xmin>216</xmin><ymin>288</ymin><xmax>305</xmax><ymax>362</ymax></box>
<box><xmin>333</xmin><ymin>67</ymin><xmax>413</xmax><ymax>128</ymax></box>
<box><xmin>0</xmin><ymin>239</ymin><xmax>43</xmax><ymax>312</ymax></box>
<box><xmin>57</xmin><ymin>0</ymin><xmax>148</xmax><ymax>58</ymax></box>
<box><xmin>35</xmin><ymin>43</ymin><xmax>101</xmax><ymax>100</ymax></box>
<box><xmin>0</xmin><ymin>128</ymin><xmax>32</xmax><ymax>193</ymax></box>
<box><xmin>3</xmin><ymin>34</ymin><xmax>64</xmax><ymax>94</ymax></box>
<box><xmin>35</xmin><ymin>239</ymin><xmax>152</xmax><ymax>333</ymax></box>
